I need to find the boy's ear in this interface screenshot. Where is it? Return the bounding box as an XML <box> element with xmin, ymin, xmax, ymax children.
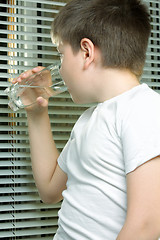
<box><xmin>80</xmin><ymin>38</ymin><xmax>95</xmax><ymax>69</ymax></box>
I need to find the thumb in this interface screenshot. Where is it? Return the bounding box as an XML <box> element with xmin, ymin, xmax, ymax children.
<box><xmin>37</xmin><ymin>97</ymin><xmax>48</xmax><ymax>107</ymax></box>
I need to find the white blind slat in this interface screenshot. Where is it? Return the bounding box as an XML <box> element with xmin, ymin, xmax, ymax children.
<box><xmin>0</xmin><ymin>47</ymin><xmax>58</xmax><ymax>56</ymax></box>
<box><xmin>1</xmin><ymin>219</ymin><xmax>58</xmax><ymax>230</ymax></box>
<box><xmin>0</xmin><ymin>210</ymin><xmax>58</xmax><ymax>220</ymax></box>
<box><xmin>0</xmin><ymin>12</ymin><xmax>54</xmax><ymax>22</ymax></box>
<box><xmin>0</xmin><ymin>3</ymin><xmax>59</xmax><ymax>13</ymax></box>
<box><xmin>0</xmin><ymin>29</ymin><xmax>52</xmax><ymax>38</ymax></box>
<box><xmin>0</xmin><ymin>20</ymin><xmax>51</xmax><ymax>29</ymax></box>
<box><xmin>0</xmin><ymin>202</ymin><xmax>60</xmax><ymax>211</ymax></box>
<box><xmin>0</xmin><ymin>186</ymin><xmax>38</xmax><ymax>194</ymax></box>
<box><xmin>18</xmin><ymin>0</ymin><xmax>66</xmax><ymax>6</ymax></box>
<box><xmin>0</xmin><ymin>227</ymin><xmax>57</xmax><ymax>238</ymax></box>
<box><xmin>0</xmin><ymin>195</ymin><xmax>41</xmax><ymax>202</ymax></box>
<box><xmin>0</xmin><ymin>38</ymin><xmax>55</xmax><ymax>47</ymax></box>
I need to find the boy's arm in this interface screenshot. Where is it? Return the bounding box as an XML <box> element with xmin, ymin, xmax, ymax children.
<box><xmin>15</xmin><ymin>67</ymin><xmax>67</xmax><ymax>204</ymax></box>
<box><xmin>27</xmin><ymin>108</ymin><xmax>67</xmax><ymax>204</ymax></box>
<box><xmin>117</xmin><ymin>156</ymin><xmax>160</xmax><ymax>240</ymax></box>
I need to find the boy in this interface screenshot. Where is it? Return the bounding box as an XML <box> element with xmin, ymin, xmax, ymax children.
<box><xmin>17</xmin><ymin>0</ymin><xmax>160</xmax><ymax>239</ymax></box>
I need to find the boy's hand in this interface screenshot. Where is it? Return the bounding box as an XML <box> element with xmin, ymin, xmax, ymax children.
<box><xmin>13</xmin><ymin>66</ymin><xmax>49</xmax><ymax>113</ymax></box>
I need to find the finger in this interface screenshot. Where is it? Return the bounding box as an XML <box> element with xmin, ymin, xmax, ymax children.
<box><xmin>12</xmin><ymin>71</ymin><xmax>32</xmax><ymax>83</ymax></box>
<box><xmin>20</xmin><ymin>69</ymin><xmax>35</xmax><ymax>79</ymax></box>
<box><xmin>32</xmin><ymin>66</ymin><xmax>45</xmax><ymax>73</ymax></box>
<box><xmin>12</xmin><ymin>66</ymin><xmax>44</xmax><ymax>84</ymax></box>
<box><xmin>36</xmin><ymin>97</ymin><xmax>48</xmax><ymax>108</ymax></box>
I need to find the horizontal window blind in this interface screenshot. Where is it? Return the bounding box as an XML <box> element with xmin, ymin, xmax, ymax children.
<box><xmin>0</xmin><ymin>0</ymin><xmax>89</xmax><ymax>239</ymax></box>
<box><xmin>0</xmin><ymin>0</ymin><xmax>159</xmax><ymax>239</ymax></box>
<box><xmin>142</xmin><ymin>0</ymin><xmax>160</xmax><ymax>91</ymax></box>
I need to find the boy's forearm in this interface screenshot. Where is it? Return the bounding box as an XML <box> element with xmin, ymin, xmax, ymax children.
<box><xmin>27</xmin><ymin>110</ymin><xmax>59</xmax><ymax>196</ymax></box>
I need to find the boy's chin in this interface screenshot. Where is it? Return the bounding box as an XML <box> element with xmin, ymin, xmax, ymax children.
<box><xmin>71</xmin><ymin>95</ymin><xmax>94</xmax><ymax>105</ymax></box>
<box><xmin>71</xmin><ymin>97</ymin><xmax>84</xmax><ymax>105</ymax></box>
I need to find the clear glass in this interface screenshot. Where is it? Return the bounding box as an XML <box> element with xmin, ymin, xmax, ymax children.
<box><xmin>4</xmin><ymin>64</ymin><xmax>67</xmax><ymax>111</ymax></box>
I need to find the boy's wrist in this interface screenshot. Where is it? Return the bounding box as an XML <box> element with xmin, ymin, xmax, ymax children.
<box><xmin>26</xmin><ymin>106</ymin><xmax>49</xmax><ymax>122</ymax></box>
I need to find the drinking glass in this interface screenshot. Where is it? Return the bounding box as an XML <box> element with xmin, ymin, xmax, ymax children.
<box><xmin>4</xmin><ymin>64</ymin><xmax>67</xmax><ymax>111</ymax></box>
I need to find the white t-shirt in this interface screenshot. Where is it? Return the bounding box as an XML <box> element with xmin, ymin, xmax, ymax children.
<box><xmin>54</xmin><ymin>83</ymin><xmax>160</xmax><ymax>240</ymax></box>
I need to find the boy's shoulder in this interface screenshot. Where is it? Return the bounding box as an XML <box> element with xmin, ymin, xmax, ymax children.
<box><xmin>117</xmin><ymin>84</ymin><xmax>160</xmax><ymax>129</ymax></box>
<box><xmin>128</xmin><ymin>83</ymin><xmax>160</xmax><ymax>109</ymax></box>
<box><xmin>115</xmin><ymin>83</ymin><xmax>160</xmax><ymax>111</ymax></box>
<box><xmin>96</xmin><ymin>83</ymin><xmax>160</xmax><ymax>110</ymax></box>
<box><xmin>96</xmin><ymin>83</ymin><xmax>160</xmax><ymax>127</ymax></box>
<box><xmin>76</xmin><ymin>84</ymin><xmax>160</xmax><ymax>129</ymax></box>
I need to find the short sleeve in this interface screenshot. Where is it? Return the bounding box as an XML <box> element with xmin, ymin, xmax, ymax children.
<box><xmin>57</xmin><ymin>137</ymin><xmax>72</xmax><ymax>173</ymax></box>
<box><xmin>121</xmin><ymin>92</ymin><xmax>160</xmax><ymax>174</ymax></box>
<box><xmin>57</xmin><ymin>107</ymin><xmax>95</xmax><ymax>174</ymax></box>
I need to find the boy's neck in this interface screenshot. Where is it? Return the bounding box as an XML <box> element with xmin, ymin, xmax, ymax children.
<box><xmin>94</xmin><ymin>68</ymin><xmax>140</xmax><ymax>103</ymax></box>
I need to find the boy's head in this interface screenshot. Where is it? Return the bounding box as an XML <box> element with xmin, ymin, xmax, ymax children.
<box><xmin>51</xmin><ymin>0</ymin><xmax>151</xmax><ymax>77</ymax></box>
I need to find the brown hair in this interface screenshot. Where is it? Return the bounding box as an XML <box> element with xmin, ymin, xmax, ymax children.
<box><xmin>51</xmin><ymin>0</ymin><xmax>151</xmax><ymax>77</ymax></box>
